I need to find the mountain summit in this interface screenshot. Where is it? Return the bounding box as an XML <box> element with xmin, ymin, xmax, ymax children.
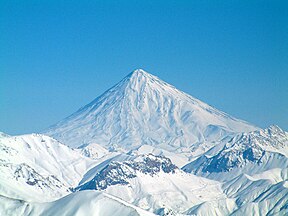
<box><xmin>45</xmin><ymin>69</ymin><xmax>257</xmax><ymax>155</ymax></box>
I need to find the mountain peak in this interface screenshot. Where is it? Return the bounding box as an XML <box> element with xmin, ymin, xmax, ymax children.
<box><xmin>46</xmin><ymin>69</ymin><xmax>257</xmax><ymax>151</ymax></box>
<box><xmin>131</xmin><ymin>68</ymin><xmax>148</xmax><ymax>76</ymax></box>
<box><xmin>127</xmin><ymin>69</ymin><xmax>151</xmax><ymax>80</ymax></box>
<box><xmin>126</xmin><ymin>68</ymin><xmax>158</xmax><ymax>87</ymax></box>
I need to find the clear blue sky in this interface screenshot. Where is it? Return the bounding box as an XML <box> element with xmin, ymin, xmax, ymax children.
<box><xmin>1</xmin><ymin>0</ymin><xmax>287</xmax><ymax>134</ymax></box>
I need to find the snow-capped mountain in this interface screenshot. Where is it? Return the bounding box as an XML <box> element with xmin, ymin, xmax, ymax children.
<box><xmin>182</xmin><ymin>125</ymin><xmax>288</xmax><ymax>180</ymax></box>
<box><xmin>45</xmin><ymin>69</ymin><xmax>257</xmax><ymax>157</ymax></box>
<box><xmin>1</xmin><ymin>69</ymin><xmax>287</xmax><ymax>215</ymax></box>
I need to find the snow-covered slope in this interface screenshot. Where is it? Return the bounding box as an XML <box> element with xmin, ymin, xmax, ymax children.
<box><xmin>0</xmin><ymin>133</ymin><xmax>100</xmax><ymax>202</ymax></box>
<box><xmin>45</xmin><ymin>69</ymin><xmax>257</xmax><ymax>157</ymax></box>
<box><xmin>229</xmin><ymin>179</ymin><xmax>288</xmax><ymax>216</ymax></box>
<box><xmin>180</xmin><ymin>125</ymin><xmax>288</xmax><ymax>215</ymax></box>
<box><xmin>76</xmin><ymin>154</ymin><xmax>178</xmax><ymax>191</ymax></box>
<box><xmin>76</xmin><ymin>154</ymin><xmax>226</xmax><ymax>214</ymax></box>
<box><xmin>76</xmin><ymin>143</ymin><xmax>110</xmax><ymax>160</ymax></box>
<box><xmin>128</xmin><ymin>144</ymin><xmax>189</xmax><ymax>167</ymax></box>
<box><xmin>1</xmin><ymin>129</ymin><xmax>287</xmax><ymax>215</ymax></box>
<box><xmin>0</xmin><ymin>191</ymin><xmax>154</xmax><ymax>216</ymax></box>
<box><xmin>185</xmin><ymin>176</ymin><xmax>288</xmax><ymax>216</ymax></box>
<box><xmin>182</xmin><ymin>125</ymin><xmax>288</xmax><ymax>180</ymax></box>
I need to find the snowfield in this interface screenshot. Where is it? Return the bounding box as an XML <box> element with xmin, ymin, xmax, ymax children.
<box><xmin>0</xmin><ymin>191</ymin><xmax>154</xmax><ymax>216</ymax></box>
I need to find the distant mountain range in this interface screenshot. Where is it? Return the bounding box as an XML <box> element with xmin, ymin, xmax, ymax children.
<box><xmin>1</xmin><ymin>69</ymin><xmax>287</xmax><ymax>216</ymax></box>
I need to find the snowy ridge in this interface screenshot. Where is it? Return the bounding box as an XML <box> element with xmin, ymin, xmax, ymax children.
<box><xmin>0</xmin><ymin>133</ymin><xmax>100</xmax><ymax>202</ymax></box>
<box><xmin>45</xmin><ymin>69</ymin><xmax>257</xmax><ymax>157</ymax></box>
<box><xmin>182</xmin><ymin>126</ymin><xmax>288</xmax><ymax>216</ymax></box>
<box><xmin>222</xmin><ymin>174</ymin><xmax>288</xmax><ymax>215</ymax></box>
<box><xmin>182</xmin><ymin>125</ymin><xmax>288</xmax><ymax>180</ymax></box>
<box><xmin>76</xmin><ymin>154</ymin><xmax>177</xmax><ymax>191</ymax></box>
<box><xmin>128</xmin><ymin>144</ymin><xmax>189</xmax><ymax>167</ymax></box>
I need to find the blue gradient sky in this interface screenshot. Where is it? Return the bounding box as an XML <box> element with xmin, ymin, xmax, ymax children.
<box><xmin>1</xmin><ymin>0</ymin><xmax>287</xmax><ymax>134</ymax></box>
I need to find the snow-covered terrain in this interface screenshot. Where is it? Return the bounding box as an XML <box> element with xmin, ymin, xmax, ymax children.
<box><xmin>1</xmin><ymin>69</ymin><xmax>287</xmax><ymax>215</ymax></box>
<box><xmin>0</xmin><ymin>133</ymin><xmax>102</xmax><ymax>202</ymax></box>
<box><xmin>0</xmin><ymin>191</ymin><xmax>154</xmax><ymax>216</ymax></box>
<box><xmin>45</xmin><ymin>69</ymin><xmax>257</xmax><ymax>158</ymax></box>
<box><xmin>181</xmin><ymin>125</ymin><xmax>288</xmax><ymax>215</ymax></box>
<box><xmin>76</xmin><ymin>154</ymin><xmax>226</xmax><ymax>214</ymax></box>
<box><xmin>182</xmin><ymin>125</ymin><xmax>288</xmax><ymax>180</ymax></box>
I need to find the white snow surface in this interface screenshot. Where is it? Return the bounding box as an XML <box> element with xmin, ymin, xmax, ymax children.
<box><xmin>45</xmin><ymin>69</ymin><xmax>257</xmax><ymax>157</ymax></box>
<box><xmin>76</xmin><ymin>143</ymin><xmax>110</xmax><ymax>159</ymax></box>
<box><xmin>94</xmin><ymin>171</ymin><xmax>225</xmax><ymax>214</ymax></box>
<box><xmin>182</xmin><ymin>125</ymin><xmax>288</xmax><ymax>181</ymax></box>
<box><xmin>75</xmin><ymin>153</ymin><xmax>226</xmax><ymax>214</ymax></box>
<box><xmin>1</xmin><ymin>128</ymin><xmax>287</xmax><ymax>215</ymax></box>
<box><xmin>0</xmin><ymin>191</ymin><xmax>154</xmax><ymax>216</ymax></box>
<box><xmin>0</xmin><ymin>133</ymin><xmax>103</xmax><ymax>202</ymax></box>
